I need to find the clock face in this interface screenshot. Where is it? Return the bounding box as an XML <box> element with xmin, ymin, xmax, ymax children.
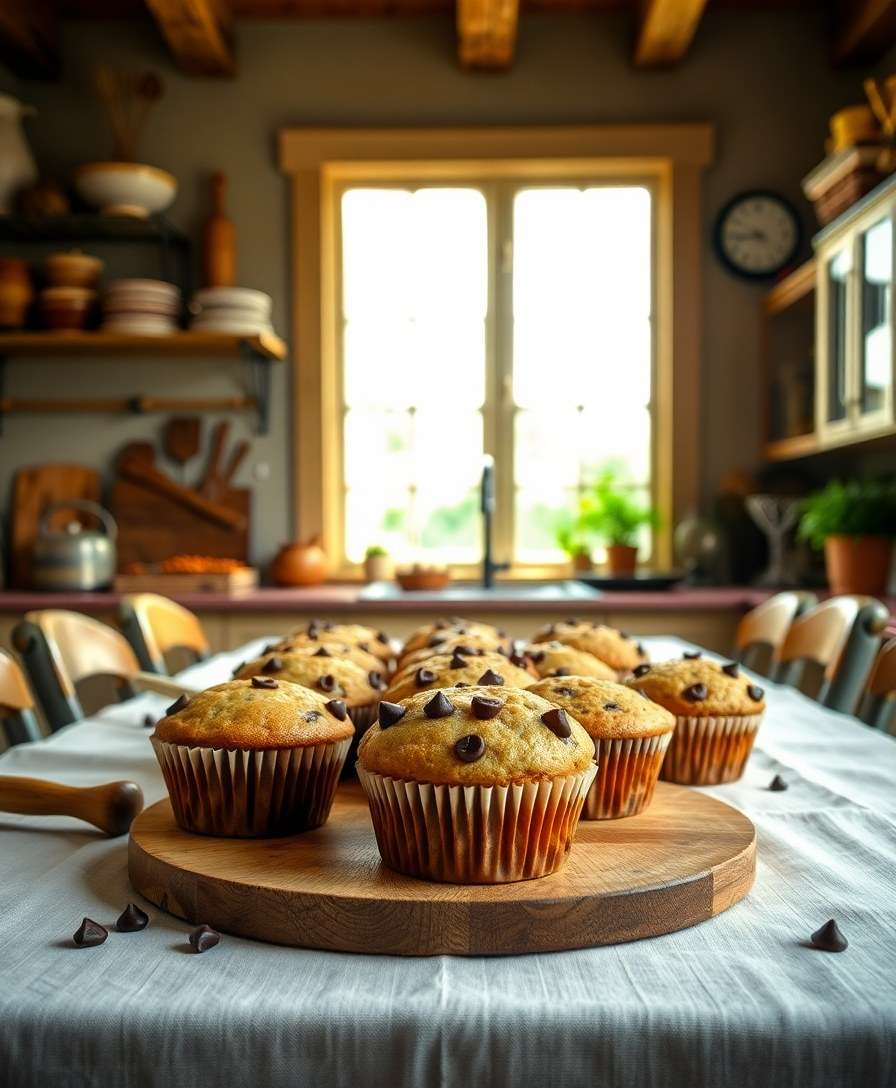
<box><xmin>715</xmin><ymin>191</ymin><xmax>801</xmax><ymax>279</ymax></box>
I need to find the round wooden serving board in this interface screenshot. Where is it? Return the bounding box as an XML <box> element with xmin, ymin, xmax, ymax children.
<box><xmin>129</xmin><ymin>781</ymin><xmax>756</xmax><ymax>956</ymax></box>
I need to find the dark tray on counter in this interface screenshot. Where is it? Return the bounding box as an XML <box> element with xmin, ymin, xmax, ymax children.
<box><xmin>576</xmin><ymin>571</ymin><xmax>684</xmax><ymax>592</ymax></box>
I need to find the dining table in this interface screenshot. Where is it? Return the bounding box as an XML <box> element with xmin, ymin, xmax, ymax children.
<box><xmin>0</xmin><ymin>634</ymin><xmax>894</xmax><ymax>1088</ymax></box>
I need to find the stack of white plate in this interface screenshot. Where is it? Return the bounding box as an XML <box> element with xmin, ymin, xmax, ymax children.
<box><xmin>188</xmin><ymin>287</ymin><xmax>273</xmax><ymax>335</ymax></box>
<box><xmin>102</xmin><ymin>278</ymin><xmax>181</xmax><ymax>335</ymax></box>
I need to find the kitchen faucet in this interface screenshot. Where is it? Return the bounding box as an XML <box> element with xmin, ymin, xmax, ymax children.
<box><xmin>481</xmin><ymin>456</ymin><xmax>510</xmax><ymax>588</ymax></box>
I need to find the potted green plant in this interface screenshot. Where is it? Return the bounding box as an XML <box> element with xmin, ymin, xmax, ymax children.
<box><xmin>554</xmin><ymin>512</ymin><xmax>593</xmax><ymax>572</ymax></box>
<box><xmin>798</xmin><ymin>479</ymin><xmax>896</xmax><ymax>595</ymax></box>
<box><xmin>580</xmin><ymin>468</ymin><xmax>659</xmax><ymax>577</ymax></box>
<box><xmin>363</xmin><ymin>544</ymin><xmax>391</xmax><ymax>583</ymax></box>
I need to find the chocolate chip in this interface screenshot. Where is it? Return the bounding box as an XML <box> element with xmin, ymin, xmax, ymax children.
<box><xmin>470</xmin><ymin>695</ymin><xmax>503</xmax><ymax>720</ymax></box>
<box><xmin>378</xmin><ymin>701</ymin><xmax>406</xmax><ymax>728</ymax></box>
<box><xmin>541</xmin><ymin>708</ymin><xmax>572</xmax><ymax>738</ymax></box>
<box><xmin>415</xmin><ymin>667</ymin><xmax>437</xmax><ymax>686</ymax></box>
<box><xmin>449</xmin><ymin>651</ymin><xmax>468</xmax><ymax>670</ymax></box>
<box><xmin>722</xmin><ymin>662</ymin><xmax>740</xmax><ymax>678</ymax></box>
<box><xmin>231</xmin><ymin>661</ymin><xmax>245</xmax><ymax>677</ymax></box>
<box><xmin>142</xmin><ymin>714</ymin><xmax>155</xmax><ymax>729</ymax></box>
<box><xmin>496</xmin><ymin>645</ymin><xmax>510</xmax><ymax>657</ymax></box>
<box><xmin>768</xmin><ymin>774</ymin><xmax>788</xmax><ymax>792</ymax></box>
<box><xmin>304</xmin><ymin>710</ymin><xmax>321</xmax><ymax>722</ymax></box>
<box><xmin>477</xmin><ymin>669</ymin><xmax>505</xmax><ymax>686</ymax></box>
<box><xmin>454</xmin><ymin>734</ymin><xmax>486</xmax><ymax>762</ymax></box>
<box><xmin>317</xmin><ymin>674</ymin><xmax>337</xmax><ymax>693</ymax></box>
<box><xmin>358</xmin><ymin>642</ymin><xmax>369</xmax><ymax>652</ymax></box>
<box><xmin>428</xmin><ymin>634</ymin><xmax>447</xmax><ymax>647</ymax></box>
<box><xmin>552</xmin><ymin>667</ymin><xmax>571</xmax><ymax>677</ymax></box>
<box><xmin>509</xmin><ymin>653</ymin><xmax>529</xmax><ymax>669</ymax></box>
<box><xmin>116</xmin><ymin>903</ymin><xmax>149</xmax><ymax>932</ymax></box>
<box><xmin>810</xmin><ymin>919</ymin><xmax>848</xmax><ymax>953</ymax></box>
<box><xmin>529</xmin><ymin>649</ymin><xmax>545</xmax><ymax>664</ymax></box>
<box><xmin>424</xmin><ymin>691</ymin><xmax>454</xmax><ymax>718</ymax></box>
<box><xmin>251</xmin><ymin>676</ymin><xmax>278</xmax><ymax>690</ymax></box>
<box><xmin>73</xmin><ymin>918</ymin><xmax>108</xmax><ymax>947</ymax></box>
<box><xmin>633</xmin><ymin>664</ymin><xmax>651</xmax><ymax>678</ymax></box>
<box><xmin>555</xmin><ymin>686</ymin><xmax>576</xmax><ymax>697</ymax></box>
<box><xmin>325</xmin><ymin>699</ymin><xmax>348</xmax><ymax>721</ymax></box>
<box><xmin>261</xmin><ymin>656</ymin><xmax>282</xmax><ymax>674</ymax></box>
<box><xmin>683</xmin><ymin>651</ymin><xmax>702</xmax><ymax>660</ymax></box>
<box><xmin>165</xmin><ymin>694</ymin><xmax>189</xmax><ymax>716</ymax></box>
<box><xmin>683</xmin><ymin>683</ymin><xmax>708</xmax><ymax>702</ymax></box>
<box><xmin>618</xmin><ymin>630</ymin><xmax>629</xmax><ymax>639</ymax></box>
<box><xmin>454</xmin><ymin>681</ymin><xmax>469</xmax><ymax>687</ymax></box>
<box><xmin>748</xmin><ymin>684</ymin><xmax>765</xmax><ymax>702</ymax></box>
<box><xmin>189</xmin><ymin>925</ymin><xmax>221</xmax><ymax>954</ymax></box>
<box><xmin>376</xmin><ymin>631</ymin><xmax>389</xmax><ymax>644</ymax></box>
<box><xmin>636</xmin><ymin>643</ymin><xmax>646</xmax><ymax>657</ymax></box>
<box><xmin>313</xmin><ymin>646</ymin><xmax>331</xmax><ymax>657</ymax></box>
<box><xmin>603</xmin><ymin>702</ymin><xmax>621</xmax><ymax>711</ymax></box>
<box><xmin>368</xmin><ymin>671</ymin><xmax>385</xmax><ymax>690</ymax></box>
<box><xmin>453</xmin><ymin>644</ymin><xmax>474</xmax><ymax>657</ymax></box>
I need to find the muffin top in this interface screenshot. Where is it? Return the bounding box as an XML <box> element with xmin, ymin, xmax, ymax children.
<box><xmin>385</xmin><ymin>649</ymin><xmax>536</xmax><ymax>703</ymax></box>
<box><xmin>397</xmin><ymin>632</ymin><xmax>510</xmax><ymax>670</ymax></box>
<box><xmin>286</xmin><ymin>621</ymin><xmax>393</xmax><ymax>663</ymax></box>
<box><xmin>233</xmin><ymin>651</ymin><xmax>386</xmax><ymax>706</ymax></box>
<box><xmin>399</xmin><ymin>619</ymin><xmax>506</xmax><ymax>660</ymax></box>
<box><xmin>523</xmin><ymin>641</ymin><xmax>617</xmax><ymax>681</ymax></box>
<box><xmin>625</xmin><ymin>654</ymin><xmax>766</xmax><ymax>717</ymax></box>
<box><xmin>533</xmin><ymin>622</ymin><xmax>646</xmax><ymax>673</ymax></box>
<box><xmin>153</xmin><ymin>678</ymin><xmax>354</xmax><ymax>749</ymax></box>
<box><xmin>529</xmin><ymin>677</ymin><xmax>675</xmax><ymax>739</ymax></box>
<box><xmin>358</xmin><ymin>685</ymin><xmax>595</xmax><ymax>787</ymax></box>
<box><xmin>261</xmin><ymin>639</ymin><xmax>385</xmax><ymax>677</ymax></box>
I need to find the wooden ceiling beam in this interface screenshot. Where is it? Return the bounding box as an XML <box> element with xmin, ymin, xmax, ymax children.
<box><xmin>634</xmin><ymin>0</ymin><xmax>709</xmax><ymax>67</ymax></box>
<box><xmin>143</xmin><ymin>0</ymin><xmax>236</xmax><ymax>76</ymax></box>
<box><xmin>0</xmin><ymin>0</ymin><xmax>60</xmax><ymax>79</ymax></box>
<box><xmin>456</xmin><ymin>0</ymin><xmax>519</xmax><ymax>70</ymax></box>
<box><xmin>833</xmin><ymin>0</ymin><xmax>896</xmax><ymax>64</ymax></box>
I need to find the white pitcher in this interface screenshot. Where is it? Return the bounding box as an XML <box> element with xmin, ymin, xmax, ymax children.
<box><xmin>0</xmin><ymin>95</ymin><xmax>37</xmax><ymax>214</ymax></box>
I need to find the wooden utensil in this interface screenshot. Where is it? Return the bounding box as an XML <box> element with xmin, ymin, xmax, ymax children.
<box><xmin>202</xmin><ymin>172</ymin><xmax>236</xmax><ymax>288</ymax></box>
<box><xmin>10</xmin><ymin>464</ymin><xmax>102</xmax><ymax>587</ymax></box>
<box><xmin>0</xmin><ymin>776</ymin><xmax>144</xmax><ymax>837</ymax></box>
<box><xmin>222</xmin><ymin>439</ymin><xmax>249</xmax><ymax>487</ymax></box>
<box><xmin>163</xmin><ymin>417</ymin><xmax>201</xmax><ymax>482</ymax></box>
<box><xmin>199</xmin><ymin>420</ymin><xmax>231</xmax><ymax>499</ymax></box>
<box><xmin>130</xmin><ymin>672</ymin><xmax>201</xmax><ymax>698</ymax></box>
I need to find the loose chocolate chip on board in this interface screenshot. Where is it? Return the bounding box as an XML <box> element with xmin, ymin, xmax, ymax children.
<box><xmin>722</xmin><ymin>662</ymin><xmax>740</xmax><ymax>678</ymax></box>
<box><xmin>166</xmin><ymin>694</ymin><xmax>189</xmax><ymax>716</ymax></box>
<box><xmin>683</xmin><ymin>683</ymin><xmax>708</xmax><ymax>702</ymax></box>
<box><xmin>449</xmin><ymin>652</ymin><xmax>468</xmax><ymax>670</ymax></box>
<box><xmin>368</xmin><ymin>671</ymin><xmax>386</xmax><ymax>690</ymax></box>
<box><xmin>314</xmin><ymin>646</ymin><xmax>331</xmax><ymax>657</ymax></box>
<box><xmin>552</xmin><ymin>667</ymin><xmax>571</xmax><ymax>677</ymax></box>
<box><xmin>477</xmin><ymin>669</ymin><xmax>505</xmax><ymax>686</ymax></box>
<box><xmin>633</xmin><ymin>664</ymin><xmax>651</xmax><ymax>678</ymax></box>
<box><xmin>73</xmin><ymin>918</ymin><xmax>108</xmax><ymax>947</ymax></box>
<box><xmin>454</xmin><ymin>734</ymin><xmax>486</xmax><ymax>763</ymax></box>
<box><xmin>325</xmin><ymin>699</ymin><xmax>348</xmax><ymax>721</ymax></box>
<box><xmin>318</xmin><ymin>674</ymin><xmax>337</xmax><ymax>693</ymax></box>
<box><xmin>683</xmin><ymin>651</ymin><xmax>702</xmax><ymax>660</ymax></box>
<box><xmin>747</xmin><ymin>684</ymin><xmax>765</xmax><ymax>702</ymax></box>
<box><xmin>116</xmin><ymin>903</ymin><xmax>149</xmax><ymax>932</ymax></box>
<box><xmin>424</xmin><ymin>691</ymin><xmax>454</xmax><ymax>718</ymax></box>
<box><xmin>768</xmin><ymin>774</ymin><xmax>787</xmax><ymax>792</ymax></box>
<box><xmin>810</xmin><ymin>919</ymin><xmax>848</xmax><ymax>952</ymax></box>
<box><xmin>470</xmin><ymin>695</ymin><xmax>503</xmax><ymax>720</ymax></box>
<box><xmin>189</xmin><ymin>925</ymin><xmax>221</xmax><ymax>954</ymax></box>
<box><xmin>415</xmin><ymin>668</ymin><xmax>437</xmax><ymax>686</ymax></box>
<box><xmin>261</xmin><ymin>656</ymin><xmax>283</xmax><ymax>674</ymax></box>
<box><xmin>541</xmin><ymin>708</ymin><xmax>572</xmax><ymax>738</ymax></box>
<box><xmin>378</xmin><ymin>701</ymin><xmax>406</xmax><ymax>728</ymax></box>
<box><xmin>251</xmin><ymin>676</ymin><xmax>278</xmax><ymax>689</ymax></box>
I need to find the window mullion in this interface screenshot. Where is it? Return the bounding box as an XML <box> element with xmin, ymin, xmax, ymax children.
<box><xmin>492</xmin><ymin>179</ymin><xmax>516</xmax><ymax>570</ymax></box>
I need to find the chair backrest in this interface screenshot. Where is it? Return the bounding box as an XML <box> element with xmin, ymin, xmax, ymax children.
<box><xmin>12</xmin><ymin>610</ymin><xmax>140</xmax><ymax>730</ymax></box>
<box><xmin>773</xmin><ymin>595</ymin><xmax>890</xmax><ymax>713</ymax></box>
<box><xmin>735</xmin><ymin>591</ymin><xmax>817</xmax><ymax>674</ymax></box>
<box><xmin>0</xmin><ymin>649</ymin><xmax>42</xmax><ymax>746</ymax></box>
<box><xmin>857</xmin><ymin>637</ymin><xmax>896</xmax><ymax>731</ymax></box>
<box><xmin>119</xmin><ymin>594</ymin><xmax>210</xmax><ymax>675</ymax></box>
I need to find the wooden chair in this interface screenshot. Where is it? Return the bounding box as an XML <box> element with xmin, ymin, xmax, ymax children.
<box><xmin>119</xmin><ymin>594</ymin><xmax>210</xmax><ymax>675</ymax></box>
<box><xmin>12</xmin><ymin>610</ymin><xmax>141</xmax><ymax>731</ymax></box>
<box><xmin>857</xmin><ymin>638</ymin><xmax>896</xmax><ymax>732</ymax></box>
<box><xmin>0</xmin><ymin>649</ymin><xmax>42</xmax><ymax>747</ymax></box>
<box><xmin>772</xmin><ymin>596</ymin><xmax>890</xmax><ymax>713</ymax></box>
<box><xmin>734</xmin><ymin>591</ymin><xmax>817</xmax><ymax>674</ymax></box>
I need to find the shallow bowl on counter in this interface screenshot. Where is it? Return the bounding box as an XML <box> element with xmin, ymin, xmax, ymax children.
<box><xmin>73</xmin><ymin>162</ymin><xmax>177</xmax><ymax>218</ymax></box>
<box><xmin>395</xmin><ymin>566</ymin><xmax>452</xmax><ymax>592</ymax></box>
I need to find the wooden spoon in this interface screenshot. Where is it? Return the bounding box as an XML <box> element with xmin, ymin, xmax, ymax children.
<box><xmin>0</xmin><ymin>776</ymin><xmax>144</xmax><ymax>837</ymax></box>
<box><xmin>163</xmin><ymin>417</ymin><xmax>201</xmax><ymax>483</ymax></box>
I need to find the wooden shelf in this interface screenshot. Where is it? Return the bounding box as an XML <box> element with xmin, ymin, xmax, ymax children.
<box><xmin>0</xmin><ymin>213</ymin><xmax>190</xmax><ymax>247</ymax></box>
<box><xmin>764</xmin><ymin>259</ymin><xmax>816</xmax><ymax>316</ymax></box>
<box><xmin>764</xmin><ymin>433</ymin><xmax>819</xmax><ymax>461</ymax></box>
<box><xmin>0</xmin><ymin>330</ymin><xmax>286</xmax><ymax>361</ymax></box>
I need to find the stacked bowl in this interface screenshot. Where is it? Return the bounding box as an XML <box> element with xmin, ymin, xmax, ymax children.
<box><xmin>40</xmin><ymin>250</ymin><xmax>103</xmax><ymax>331</ymax></box>
<box><xmin>188</xmin><ymin>287</ymin><xmax>273</xmax><ymax>335</ymax></box>
<box><xmin>102</xmin><ymin>278</ymin><xmax>181</xmax><ymax>335</ymax></box>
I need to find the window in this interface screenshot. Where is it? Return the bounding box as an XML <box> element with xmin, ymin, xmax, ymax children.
<box><xmin>336</xmin><ymin>178</ymin><xmax>654</xmax><ymax>570</ymax></box>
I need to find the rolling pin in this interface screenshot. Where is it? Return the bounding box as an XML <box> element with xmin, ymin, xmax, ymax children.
<box><xmin>0</xmin><ymin>777</ymin><xmax>144</xmax><ymax>836</ymax></box>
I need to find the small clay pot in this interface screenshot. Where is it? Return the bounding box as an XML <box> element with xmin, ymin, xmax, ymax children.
<box><xmin>606</xmin><ymin>544</ymin><xmax>638</xmax><ymax>578</ymax></box>
<box><xmin>824</xmin><ymin>535</ymin><xmax>893</xmax><ymax>595</ymax></box>
<box><xmin>271</xmin><ymin>536</ymin><xmax>329</xmax><ymax>587</ymax></box>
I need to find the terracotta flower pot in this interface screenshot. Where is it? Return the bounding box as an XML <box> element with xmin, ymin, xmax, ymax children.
<box><xmin>571</xmin><ymin>552</ymin><xmax>592</xmax><ymax>573</ymax></box>
<box><xmin>364</xmin><ymin>554</ymin><xmax>391</xmax><ymax>582</ymax></box>
<box><xmin>606</xmin><ymin>544</ymin><xmax>638</xmax><ymax>578</ymax></box>
<box><xmin>824</xmin><ymin>535</ymin><xmax>893</xmax><ymax>596</ymax></box>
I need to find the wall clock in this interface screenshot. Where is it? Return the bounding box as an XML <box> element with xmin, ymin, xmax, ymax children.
<box><xmin>713</xmin><ymin>190</ymin><xmax>802</xmax><ymax>280</ymax></box>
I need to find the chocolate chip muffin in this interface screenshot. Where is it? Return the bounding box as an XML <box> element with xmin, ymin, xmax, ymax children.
<box><xmin>398</xmin><ymin>619</ymin><xmax>507</xmax><ymax>664</ymax></box>
<box><xmin>524</xmin><ymin>641</ymin><xmax>617</xmax><ymax>681</ymax></box>
<box><xmin>259</xmin><ymin>639</ymin><xmax>385</xmax><ymax>678</ymax></box>
<box><xmin>286</xmin><ymin>620</ymin><xmax>394</xmax><ymax>665</ymax></box>
<box><xmin>151</xmin><ymin>679</ymin><xmax>353</xmax><ymax>837</ymax></box>
<box><xmin>397</xmin><ymin>632</ymin><xmax>511</xmax><ymax>670</ymax></box>
<box><xmin>625</xmin><ymin>654</ymin><xmax>765</xmax><ymax>785</ymax></box>
<box><xmin>384</xmin><ymin>649</ymin><xmax>536</xmax><ymax>703</ymax></box>
<box><xmin>532</xmin><ymin>622</ymin><xmax>647</xmax><ymax>678</ymax></box>
<box><xmin>529</xmin><ymin>677</ymin><xmax>674</xmax><ymax>819</ymax></box>
<box><xmin>357</xmin><ymin>686</ymin><xmax>596</xmax><ymax>883</ymax></box>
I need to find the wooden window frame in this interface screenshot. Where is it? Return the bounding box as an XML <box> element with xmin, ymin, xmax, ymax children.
<box><xmin>279</xmin><ymin>124</ymin><xmax>714</xmax><ymax>580</ymax></box>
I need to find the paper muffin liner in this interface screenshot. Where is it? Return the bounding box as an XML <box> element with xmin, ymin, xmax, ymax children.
<box><xmin>660</xmin><ymin>712</ymin><xmax>764</xmax><ymax>785</ymax></box>
<box><xmin>582</xmin><ymin>732</ymin><xmax>672</xmax><ymax>820</ymax></box>
<box><xmin>342</xmin><ymin>702</ymin><xmax>378</xmax><ymax>780</ymax></box>
<box><xmin>357</xmin><ymin>763</ymin><xmax>597</xmax><ymax>884</ymax></box>
<box><xmin>151</xmin><ymin>735</ymin><xmax>351</xmax><ymax>837</ymax></box>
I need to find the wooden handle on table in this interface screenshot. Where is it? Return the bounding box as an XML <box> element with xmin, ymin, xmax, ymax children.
<box><xmin>200</xmin><ymin>420</ymin><xmax>231</xmax><ymax>497</ymax></box>
<box><xmin>119</xmin><ymin>457</ymin><xmax>246</xmax><ymax>530</ymax></box>
<box><xmin>0</xmin><ymin>776</ymin><xmax>144</xmax><ymax>836</ymax></box>
<box><xmin>131</xmin><ymin>671</ymin><xmax>201</xmax><ymax>698</ymax></box>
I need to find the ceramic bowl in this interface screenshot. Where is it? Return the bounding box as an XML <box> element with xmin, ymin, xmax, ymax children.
<box><xmin>45</xmin><ymin>251</ymin><xmax>103</xmax><ymax>289</ymax></box>
<box><xmin>74</xmin><ymin>162</ymin><xmax>177</xmax><ymax>219</ymax></box>
<box><xmin>40</xmin><ymin>286</ymin><xmax>96</xmax><ymax>331</ymax></box>
<box><xmin>191</xmin><ymin>287</ymin><xmax>272</xmax><ymax>314</ymax></box>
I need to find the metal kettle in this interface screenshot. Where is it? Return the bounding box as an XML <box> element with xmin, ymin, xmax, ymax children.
<box><xmin>31</xmin><ymin>500</ymin><xmax>117</xmax><ymax>592</ymax></box>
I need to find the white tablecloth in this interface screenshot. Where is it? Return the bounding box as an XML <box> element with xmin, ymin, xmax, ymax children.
<box><xmin>0</xmin><ymin>636</ymin><xmax>894</xmax><ymax>1088</ymax></box>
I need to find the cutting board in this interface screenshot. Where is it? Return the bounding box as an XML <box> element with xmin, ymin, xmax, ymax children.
<box><xmin>110</xmin><ymin>478</ymin><xmax>250</xmax><ymax>570</ymax></box>
<box><xmin>129</xmin><ymin>781</ymin><xmax>756</xmax><ymax>956</ymax></box>
<box><xmin>9</xmin><ymin>464</ymin><xmax>102</xmax><ymax>588</ymax></box>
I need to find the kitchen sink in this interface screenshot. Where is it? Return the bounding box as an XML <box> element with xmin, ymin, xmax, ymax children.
<box><xmin>358</xmin><ymin>580</ymin><xmax>602</xmax><ymax>602</ymax></box>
